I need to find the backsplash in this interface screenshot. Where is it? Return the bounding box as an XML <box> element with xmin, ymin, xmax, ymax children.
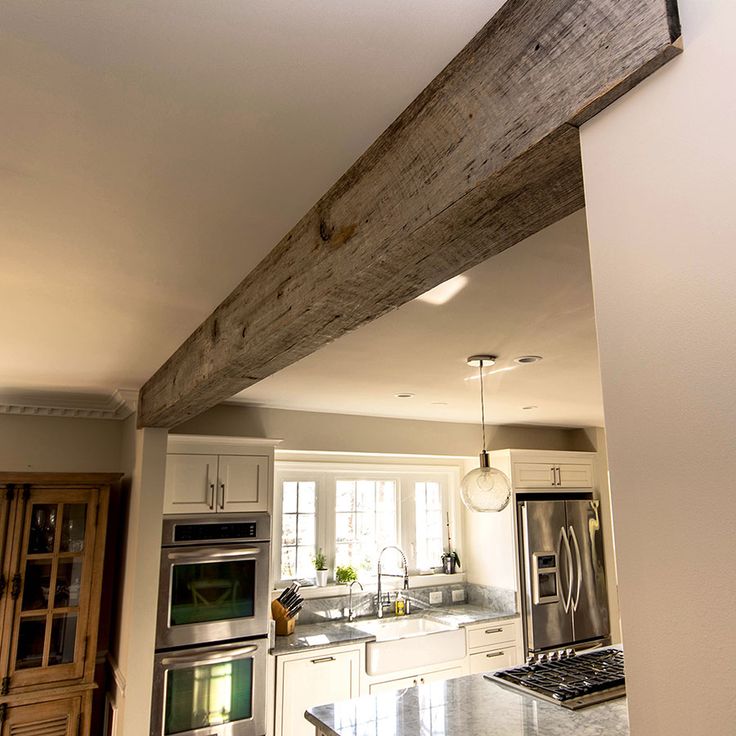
<box><xmin>296</xmin><ymin>582</ymin><xmax>516</xmax><ymax>625</ymax></box>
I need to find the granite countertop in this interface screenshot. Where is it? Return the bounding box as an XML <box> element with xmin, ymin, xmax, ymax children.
<box><xmin>306</xmin><ymin>672</ymin><xmax>629</xmax><ymax>736</ymax></box>
<box><xmin>271</xmin><ymin>605</ymin><xmax>518</xmax><ymax>655</ymax></box>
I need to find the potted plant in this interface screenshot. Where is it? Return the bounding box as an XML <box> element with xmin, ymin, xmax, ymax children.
<box><xmin>441</xmin><ymin>513</ymin><xmax>461</xmax><ymax>574</ymax></box>
<box><xmin>313</xmin><ymin>548</ymin><xmax>328</xmax><ymax>587</ymax></box>
<box><xmin>335</xmin><ymin>565</ymin><xmax>358</xmax><ymax>584</ymax></box>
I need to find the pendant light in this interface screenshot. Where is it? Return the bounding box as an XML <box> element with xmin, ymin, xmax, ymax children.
<box><xmin>460</xmin><ymin>355</ymin><xmax>512</xmax><ymax>513</ymax></box>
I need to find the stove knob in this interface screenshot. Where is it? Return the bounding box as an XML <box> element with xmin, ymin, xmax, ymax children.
<box><xmin>536</xmin><ymin>653</ymin><xmax>546</xmax><ymax>664</ymax></box>
<box><xmin>565</xmin><ymin>648</ymin><xmax>575</xmax><ymax>659</ymax></box>
<box><xmin>526</xmin><ymin>655</ymin><xmax>535</xmax><ymax>666</ymax></box>
<box><xmin>557</xmin><ymin>649</ymin><xmax>566</xmax><ymax>660</ymax></box>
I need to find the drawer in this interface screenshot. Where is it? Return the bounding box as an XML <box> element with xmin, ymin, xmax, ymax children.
<box><xmin>466</xmin><ymin>621</ymin><xmax>517</xmax><ymax>650</ymax></box>
<box><xmin>469</xmin><ymin>646</ymin><xmax>518</xmax><ymax>674</ymax></box>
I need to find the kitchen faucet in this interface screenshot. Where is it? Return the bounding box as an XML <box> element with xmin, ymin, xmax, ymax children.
<box><xmin>347</xmin><ymin>580</ymin><xmax>364</xmax><ymax>622</ymax></box>
<box><xmin>376</xmin><ymin>545</ymin><xmax>409</xmax><ymax>618</ymax></box>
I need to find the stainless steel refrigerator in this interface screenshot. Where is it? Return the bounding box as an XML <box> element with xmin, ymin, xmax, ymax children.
<box><xmin>517</xmin><ymin>498</ymin><xmax>610</xmax><ymax>656</ymax></box>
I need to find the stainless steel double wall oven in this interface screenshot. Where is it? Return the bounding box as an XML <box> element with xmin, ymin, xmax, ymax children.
<box><xmin>152</xmin><ymin>513</ymin><xmax>271</xmax><ymax>736</ymax></box>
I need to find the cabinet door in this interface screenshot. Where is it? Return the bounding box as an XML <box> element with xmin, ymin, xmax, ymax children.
<box><xmin>279</xmin><ymin>650</ymin><xmax>359</xmax><ymax>736</ymax></box>
<box><xmin>369</xmin><ymin>665</ymin><xmax>464</xmax><ymax>694</ymax></box>
<box><xmin>369</xmin><ymin>672</ymin><xmax>419</xmax><ymax>694</ymax></box>
<box><xmin>218</xmin><ymin>455</ymin><xmax>269</xmax><ymax>512</ymax></box>
<box><xmin>468</xmin><ymin>646</ymin><xmax>518</xmax><ymax>674</ymax></box>
<box><xmin>1</xmin><ymin>489</ymin><xmax>99</xmax><ymax>692</ymax></box>
<box><xmin>163</xmin><ymin>454</ymin><xmax>217</xmax><ymax>514</ymax></box>
<box><xmin>557</xmin><ymin>463</ymin><xmax>594</xmax><ymax>488</ymax></box>
<box><xmin>1</xmin><ymin>695</ymin><xmax>81</xmax><ymax>736</ymax></box>
<box><xmin>512</xmin><ymin>462</ymin><xmax>557</xmax><ymax>488</ymax></box>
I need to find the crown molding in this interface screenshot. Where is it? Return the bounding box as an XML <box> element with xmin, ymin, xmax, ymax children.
<box><xmin>0</xmin><ymin>388</ymin><xmax>139</xmax><ymax>420</ymax></box>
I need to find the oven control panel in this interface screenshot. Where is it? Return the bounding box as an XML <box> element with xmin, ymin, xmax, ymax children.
<box><xmin>174</xmin><ymin>521</ymin><xmax>257</xmax><ymax>542</ymax></box>
<box><xmin>162</xmin><ymin>512</ymin><xmax>271</xmax><ymax>545</ymax></box>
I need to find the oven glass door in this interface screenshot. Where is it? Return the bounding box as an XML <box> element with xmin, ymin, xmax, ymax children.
<box><xmin>154</xmin><ymin>641</ymin><xmax>266</xmax><ymax>736</ymax></box>
<box><xmin>158</xmin><ymin>544</ymin><xmax>270</xmax><ymax>648</ymax></box>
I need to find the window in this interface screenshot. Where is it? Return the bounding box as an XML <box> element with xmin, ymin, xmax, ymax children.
<box><xmin>414</xmin><ymin>481</ymin><xmax>444</xmax><ymax>572</ymax></box>
<box><xmin>274</xmin><ymin>462</ymin><xmax>459</xmax><ymax>585</ymax></box>
<box><xmin>280</xmin><ymin>481</ymin><xmax>316</xmax><ymax>580</ymax></box>
<box><xmin>335</xmin><ymin>480</ymin><xmax>397</xmax><ymax>574</ymax></box>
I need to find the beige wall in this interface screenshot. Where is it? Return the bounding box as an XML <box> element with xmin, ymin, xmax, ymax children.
<box><xmin>174</xmin><ymin>404</ymin><xmax>585</xmax><ymax>455</ymax></box>
<box><xmin>0</xmin><ymin>413</ymin><xmax>123</xmax><ymax>471</ymax></box>
<box><xmin>580</xmin><ymin>1</ymin><xmax>736</xmax><ymax>731</ymax></box>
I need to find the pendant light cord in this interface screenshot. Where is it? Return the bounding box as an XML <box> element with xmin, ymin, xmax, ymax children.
<box><xmin>479</xmin><ymin>361</ymin><xmax>487</xmax><ymax>451</ymax></box>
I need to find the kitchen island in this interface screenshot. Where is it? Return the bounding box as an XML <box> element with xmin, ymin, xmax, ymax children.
<box><xmin>305</xmin><ymin>671</ymin><xmax>628</xmax><ymax>736</ymax></box>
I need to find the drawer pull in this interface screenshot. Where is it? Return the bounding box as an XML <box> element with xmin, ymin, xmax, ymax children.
<box><xmin>310</xmin><ymin>656</ymin><xmax>336</xmax><ymax>664</ymax></box>
<box><xmin>484</xmin><ymin>628</ymin><xmax>503</xmax><ymax>634</ymax></box>
<box><xmin>486</xmin><ymin>651</ymin><xmax>505</xmax><ymax>658</ymax></box>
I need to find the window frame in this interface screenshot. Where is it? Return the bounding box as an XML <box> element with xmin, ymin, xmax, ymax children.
<box><xmin>273</xmin><ymin>459</ymin><xmax>460</xmax><ymax>587</ymax></box>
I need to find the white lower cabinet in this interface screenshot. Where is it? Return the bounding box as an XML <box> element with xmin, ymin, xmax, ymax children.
<box><xmin>368</xmin><ymin>665</ymin><xmax>465</xmax><ymax>694</ymax></box>
<box><xmin>468</xmin><ymin>645</ymin><xmax>518</xmax><ymax>674</ymax></box>
<box><xmin>275</xmin><ymin>646</ymin><xmax>361</xmax><ymax>736</ymax></box>
<box><xmin>271</xmin><ymin>617</ymin><xmax>522</xmax><ymax>736</ymax></box>
<box><xmin>465</xmin><ymin>618</ymin><xmax>522</xmax><ymax>676</ymax></box>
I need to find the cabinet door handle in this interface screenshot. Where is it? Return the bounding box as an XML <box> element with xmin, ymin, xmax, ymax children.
<box><xmin>219</xmin><ymin>483</ymin><xmax>225</xmax><ymax>510</ymax></box>
<box><xmin>556</xmin><ymin>466</ymin><xmax>562</xmax><ymax>486</ymax></box>
<box><xmin>310</xmin><ymin>656</ymin><xmax>336</xmax><ymax>664</ymax></box>
<box><xmin>550</xmin><ymin>466</ymin><xmax>556</xmax><ymax>485</ymax></box>
<box><xmin>486</xmin><ymin>651</ymin><xmax>505</xmax><ymax>658</ymax></box>
<box><xmin>208</xmin><ymin>483</ymin><xmax>215</xmax><ymax>510</ymax></box>
<box><xmin>484</xmin><ymin>628</ymin><xmax>503</xmax><ymax>634</ymax></box>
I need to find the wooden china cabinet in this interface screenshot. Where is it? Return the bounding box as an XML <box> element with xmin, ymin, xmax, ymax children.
<box><xmin>0</xmin><ymin>473</ymin><xmax>118</xmax><ymax>736</ymax></box>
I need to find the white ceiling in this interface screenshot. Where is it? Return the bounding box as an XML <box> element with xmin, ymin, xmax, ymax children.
<box><xmin>233</xmin><ymin>210</ymin><xmax>605</xmax><ymax>428</ymax></box>
<box><xmin>0</xmin><ymin>0</ymin><xmax>503</xmax><ymax>395</ymax></box>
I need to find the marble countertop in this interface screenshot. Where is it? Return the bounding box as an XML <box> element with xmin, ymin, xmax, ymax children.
<box><xmin>271</xmin><ymin>605</ymin><xmax>518</xmax><ymax>655</ymax></box>
<box><xmin>306</xmin><ymin>672</ymin><xmax>629</xmax><ymax>736</ymax></box>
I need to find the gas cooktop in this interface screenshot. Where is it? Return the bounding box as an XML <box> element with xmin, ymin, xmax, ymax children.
<box><xmin>486</xmin><ymin>648</ymin><xmax>625</xmax><ymax>710</ymax></box>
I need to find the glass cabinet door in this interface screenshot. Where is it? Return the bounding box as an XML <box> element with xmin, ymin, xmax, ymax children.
<box><xmin>2</xmin><ymin>488</ymin><xmax>98</xmax><ymax>690</ymax></box>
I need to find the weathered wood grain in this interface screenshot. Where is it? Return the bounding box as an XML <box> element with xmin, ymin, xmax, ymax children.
<box><xmin>138</xmin><ymin>0</ymin><xmax>681</xmax><ymax>428</ymax></box>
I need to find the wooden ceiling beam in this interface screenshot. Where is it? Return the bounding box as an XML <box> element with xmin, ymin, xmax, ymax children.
<box><xmin>138</xmin><ymin>0</ymin><xmax>681</xmax><ymax>428</ymax></box>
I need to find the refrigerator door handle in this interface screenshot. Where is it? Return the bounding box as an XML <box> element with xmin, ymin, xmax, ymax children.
<box><xmin>569</xmin><ymin>525</ymin><xmax>583</xmax><ymax>612</ymax></box>
<box><xmin>559</xmin><ymin>526</ymin><xmax>573</xmax><ymax>613</ymax></box>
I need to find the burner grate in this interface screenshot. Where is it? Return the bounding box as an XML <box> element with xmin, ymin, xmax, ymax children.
<box><xmin>486</xmin><ymin>648</ymin><xmax>626</xmax><ymax>709</ymax></box>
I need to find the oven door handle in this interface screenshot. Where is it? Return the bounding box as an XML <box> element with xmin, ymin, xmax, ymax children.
<box><xmin>167</xmin><ymin>547</ymin><xmax>263</xmax><ymax>561</ymax></box>
<box><xmin>161</xmin><ymin>644</ymin><xmax>260</xmax><ymax>668</ymax></box>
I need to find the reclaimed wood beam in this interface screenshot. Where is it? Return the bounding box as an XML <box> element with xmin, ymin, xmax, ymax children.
<box><xmin>138</xmin><ymin>0</ymin><xmax>681</xmax><ymax>428</ymax></box>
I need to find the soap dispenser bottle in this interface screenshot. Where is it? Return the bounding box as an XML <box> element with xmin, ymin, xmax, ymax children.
<box><xmin>395</xmin><ymin>592</ymin><xmax>406</xmax><ymax>616</ymax></box>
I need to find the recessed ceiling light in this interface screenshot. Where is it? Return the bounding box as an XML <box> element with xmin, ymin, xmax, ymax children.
<box><xmin>522</xmin><ymin>405</ymin><xmax>538</xmax><ymax>410</ymax></box>
<box><xmin>514</xmin><ymin>355</ymin><xmax>543</xmax><ymax>365</ymax></box>
<box><xmin>395</xmin><ymin>393</ymin><xmax>415</xmax><ymax>399</ymax></box>
<box><xmin>432</xmin><ymin>401</ymin><xmax>448</xmax><ymax>406</ymax></box>
<box><xmin>466</xmin><ymin>354</ymin><xmax>497</xmax><ymax>368</ymax></box>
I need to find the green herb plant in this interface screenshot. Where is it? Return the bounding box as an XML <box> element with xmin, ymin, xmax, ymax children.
<box><xmin>313</xmin><ymin>548</ymin><xmax>327</xmax><ymax>571</ymax></box>
<box><xmin>335</xmin><ymin>565</ymin><xmax>358</xmax><ymax>583</ymax></box>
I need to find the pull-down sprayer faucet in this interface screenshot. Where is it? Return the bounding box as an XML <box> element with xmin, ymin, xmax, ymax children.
<box><xmin>376</xmin><ymin>545</ymin><xmax>409</xmax><ymax>618</ymax></box>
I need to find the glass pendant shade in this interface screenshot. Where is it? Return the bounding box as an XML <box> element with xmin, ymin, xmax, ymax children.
<box><xmin>460</xmin><ymin>450</ymin><xmax>511</xmax><ymax>513</ymax></box>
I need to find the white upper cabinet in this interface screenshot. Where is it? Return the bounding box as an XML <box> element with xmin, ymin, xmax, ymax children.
<box><xmin>164</xmin><ymin>453</ymin><xmax>218</xmax><ymax>514</ymax></box>
<box><xmin>501</xmin><ymin>451</ymin><xmax>595</xmax><ymax>491</ymax></box>
<box><xmin>218</xmin><ymin>454</ymin><xmax>269</xmax><ymax>512</ymax></box>
<box><xmin>163</xmin><ymin>435</ymin><xmax>280</xmax><ymax>515</ymax></box>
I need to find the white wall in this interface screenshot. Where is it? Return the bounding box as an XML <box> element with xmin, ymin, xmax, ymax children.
<box><xmin>110</xmin><ymin>416</ymin><xmax>167</xmax><ymax>736</ymax></box>
<box><xmin>461</xmin><ymin>453</ymin><xmax>517</xmax><ymax>593</ymax></box>
<box><xmin>580</xmin><ymin>1</ymin><xmax>736</xmax><ymax>732</ymax></box>
<box><xmin>0</xmin><ymin>413</ymin><xmax>122</xmax><ymax>471</ymax></box>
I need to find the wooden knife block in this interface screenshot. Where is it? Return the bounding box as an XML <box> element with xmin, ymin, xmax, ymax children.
<box><xmin>271</xmin><ymin>599</ymin><xmax>297</xmax><ymax>636</ymax></box>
